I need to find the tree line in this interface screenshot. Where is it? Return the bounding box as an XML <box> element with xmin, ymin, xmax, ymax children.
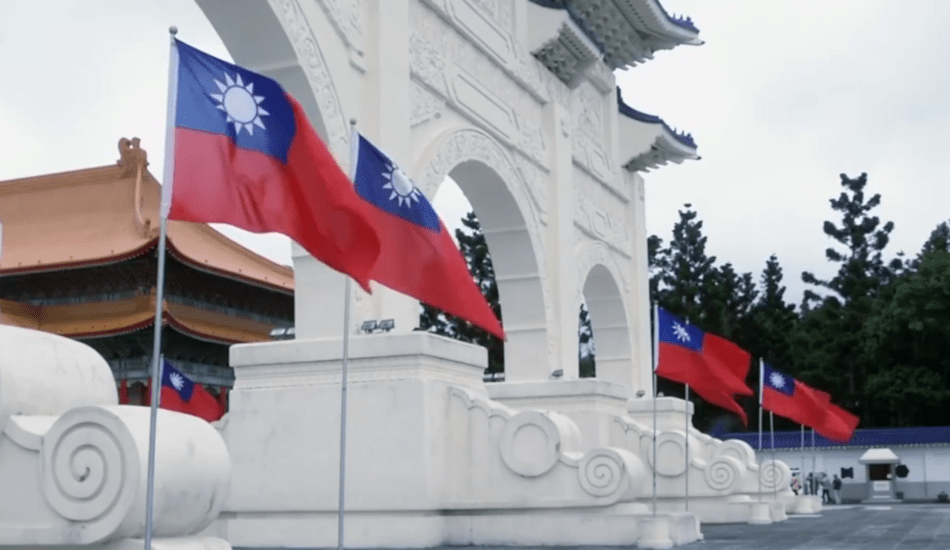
<box><xmin>419</xmin><ymin>173</ymin><xmax>950</xmax><ymax>433</ymax></box>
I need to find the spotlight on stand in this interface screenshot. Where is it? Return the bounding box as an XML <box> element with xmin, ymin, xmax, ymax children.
<box><xmin>635</xmin><ymin>390</ymin><xmax>646</xmax><ymax>398</ymax></box>
<box><xmin>360</xmin><ymin>320</ymin><xmax>378</xmax><ymax>334</ymax></box>
<box><xmin>378</xmin><ymin>319</ymin><xmax>395</xmax><ymax>332</ymax></box>
<box><xmin>550</xmin><ymin>369</ymin><xmax>564</xmax><ymax>379</ymax></box>
<box><xmin>270</xmin><ymin>326</ymin><xmax>295</xmax><ymax>340</ymax></box>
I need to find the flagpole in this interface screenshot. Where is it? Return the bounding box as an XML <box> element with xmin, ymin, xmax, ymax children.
<box><xmin>335</xmin><ymin>118</ymin><xmax>361</xmax><ymax>550</ymax></box>
<box><xmin>683</xmin><ymin>316</ymin><xmax>690</xmax><ymax>512</ymax></box>
<box><xmin>811</xmin><ymin>427</ymin><xmax>816</xmax><ymax>496</ymax></box>
<box><xmin>800</xmin><ymin>424</ymin><xmax>805</xmax><ymax>494</ymax></box>
<box><xmin>770</xmin><ymin>410</ymin><xmax>777</xmax><ymax>499</ymax></box>
<box><xmin>144</xmin><ymin>26</ymin><xmax>178</xmax><ymax>550</ymax></box>
<box><xmin>651</xmin><ymin>303</ymin><xmax>659</xmax><ymax>516</ymax></box>
<box><xmin>757</xmin><ymin>358</ymin><xmax>763</xmax><ymax>502</ymax></box>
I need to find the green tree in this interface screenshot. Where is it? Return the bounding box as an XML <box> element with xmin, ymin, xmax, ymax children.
<box><xmin>794</xmin><ymin>173</ymin><xmax>898</xmax><ymax>418</ymax></box>
<box><xmin>862</xmin><ymin>244</ymin><xmax>950</xmax><ymax>426</ymax></box>
<box><xmin>748</xmin><ymin>254</ymin><xmax>798</xmax><ymax>369</ymax></box>
<box><xmin>654</xmin><ymin>204</ymin><xmax>717</xmax><ymax>322</ymax></box>
<box><xmin>418</xmin><ymin>211</ymin><xmax>504</xmax><ymax>374</ymax></box>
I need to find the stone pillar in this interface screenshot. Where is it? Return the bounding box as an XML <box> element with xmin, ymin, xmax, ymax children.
<box><xmin>626</xmin><ymin>169</ymin><xmax>654</xmax><ymax>395</ymax></box>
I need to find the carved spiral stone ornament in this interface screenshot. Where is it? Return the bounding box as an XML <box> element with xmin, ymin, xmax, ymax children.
<box><xmin>758</xmin><ymin>459</ymin><xmax>790</xmax><ymax>491</ymax></box>
<box><xmin>499</xmin><ymin>411</ymin><xmax>562</xmax><ymax>477</ymax></box>
<box><xmin>703</xmin><ymin>455</ymin><xmax>743</xmax><ymax>492</ymax></box>
<box><xmin>41</xmin><ymin>406</ymin><xmax>139</xmax><ymax>540</ymax></box>
<box><xmin>578</xmin><ymin>449</ymin><xmax>625</xmax><ymax>497</ymax></box>
<box><xmin>648</xmin><ymin>432</ymin><xmax>687</xmax><ymax>477</ymax></box>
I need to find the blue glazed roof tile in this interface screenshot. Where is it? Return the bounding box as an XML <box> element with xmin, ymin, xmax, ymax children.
<box><xmin>616</xmin><ymin>87</ymin><xmax>697</xmax><ymax>149</ymax></box>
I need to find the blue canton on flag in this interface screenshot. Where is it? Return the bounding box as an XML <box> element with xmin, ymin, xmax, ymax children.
<box><xmin>352</xmin><ymin>134</ymin><xmax>441</xmax><ymax>232</ymax></box>
<box><xmin>175</xmin><ymin>39</ymin><xmax>295</xmax><ymax>163</ymax></box>
<box><xmin>657</xmin><ymin>307</ymin><xmax>704</xmax><ymax>352</ymax></box>
<box><xmin>161</xmin><ymin>360</ymin><xmax>195</xmax><ymax>401</ymax></box>
<box><xmin>762</xmin><ymin>363</ymin><xmax>795</xmax><ymax>397</ymax></box>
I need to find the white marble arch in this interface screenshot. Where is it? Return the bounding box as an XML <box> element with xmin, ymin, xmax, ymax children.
<box><xmin>578</xmin><ymin>253</ymin><xmax>633</xmax><ymax>389</ymax></box>
<box><xmin>414</xmin><ymin>127</ymin><xmax>550</xmax><ymax>381</ymax></box>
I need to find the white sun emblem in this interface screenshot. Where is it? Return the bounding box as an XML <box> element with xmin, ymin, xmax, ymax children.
<box><xmin>672</xmin><ymin>322</ymin><xmax>690</xmax><ymax>343</ymax></box>
<box><xmin>381</xmin><ymin>164</ymin><xmax>423</xmax><ymax>208</ymax></box>
<box><xmin>169</xmin><ymin>372</ymin><xmax>185</xmax><ymax>391</ymax></box>
<box><xmin>210</xmin><ymin>72</ymin><xmax>269</xmax><ymax>136</ymax></box>
<box><xmin>769</xmin><ymin>372</ymin><xmax>785</xmax><ymax>389</ymax></box>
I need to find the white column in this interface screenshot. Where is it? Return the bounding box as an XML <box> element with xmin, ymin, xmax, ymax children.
<box><xmin>357</xmin><ymin>0</ymin><xmax>418</xmax><ymax>335</ymax></box>
<box><xmin>626</xmin><ymin>170</ymin><xmax>653</xmax><ymax>394</ymax></box>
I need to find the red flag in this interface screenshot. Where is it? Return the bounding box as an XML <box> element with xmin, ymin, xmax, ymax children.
<box><xmin>351</xmin><ymin>133</ymin><xmax>505</xmax><ymax>339</ymax></box>
<box><xmin>655</xmin><ymin>307</ymin><xmax>752</xmax><ymax>424</ymax></box>
<box><xmin>761</xmin><ymin>364</ymin><xmax>831</xmax><ymax>430</ymax></box>
<box><xmin>160</xmin><ymin>360</ymin><xmax>224</xmax><ymax>422</ymax></box>
<box><xmin>163</xmin><ymin>39</ymin><xmax>381</xmax><ymax>292</ymax></box>
<box><xmin>816</xmin><ymin>403</ymin><xmax>859</xmax><ymax>443</ymax></box>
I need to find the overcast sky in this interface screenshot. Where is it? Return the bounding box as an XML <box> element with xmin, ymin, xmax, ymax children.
<box><xmin>2</xmin><ymin>0</ymin><xmax>948</xmax><ymax>307</ymax></box>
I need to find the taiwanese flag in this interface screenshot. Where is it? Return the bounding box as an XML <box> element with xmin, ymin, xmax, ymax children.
<box><xmin>160</xmin><ymin>360</ymin><xmax>223</xmax><ymax>423</ymax></box>
<box><xmin>817</xmin><ymin>402</ymin><xmax>860</xmax><ymax>443</ymax></box>
<box><xmin>655</xmin><ymin>307</ymin><xmax>753</xmax><ymax>424</ymax></box>
<box><xmin>162</xmin><ymin>39</ymin><xmax>381</xmax><ymax>292</ymax></box>
<box><xmin>761</xmin><ymin>363</ymin><xmax>830</xmax><ymax>430</ymax></box>
<box><xmin>352</xmin><ymin>133</ymin><xmax>505</xmax><ymax>340</ymax></box>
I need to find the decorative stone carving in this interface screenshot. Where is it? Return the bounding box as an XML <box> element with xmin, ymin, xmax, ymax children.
<box><xmin>316</xmin><ymin>0</ymin><xmax>364</xmax><ymax>54</ymax></box>
<box><xmin>573</xmin><ymin>172</ymin><xmax>631</xmax><ymax>258</ymax></box>
<box><xmin>411</xmin><ymin>80</ymin><xmax>445</xmax><ymax>127</ymax></box>
<box><xmin>578</xmin><ymin>241</ymin><xmax>630</xmax><ymax>295</ymax></box>
<box><xmin>0</xmin><ymin>325</ymin><xmax>231</xmax><ymax>550</ymax></box>
<box><xmin>409</xmin><ymin>32</ymin><xmax>448</xmax><ymax>96</ymax></box>
<box><xmin>703</xmin><ymin>455</ymin><xmax>744</xmax><ymax>492</ymax></box>
<box><xmin>759</xmin><ymin>459</ymin><xmax>791</xmax><ymax>492</ymax></box>
<box><xmin>273</xmin><ymin>0</ymin><xmax>349</xmax><ymax>158</ymax></box>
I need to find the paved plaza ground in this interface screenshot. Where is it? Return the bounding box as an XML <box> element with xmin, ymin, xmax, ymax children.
<box><xmin>682</xmin><ymin>503</ymin><xmax>950</xmax><ymax>550</ymax></box>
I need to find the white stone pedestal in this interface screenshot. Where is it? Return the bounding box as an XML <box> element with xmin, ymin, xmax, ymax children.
<box><xmin>214</xmin><ymin>332</ymin><xmax>701</xmax><ymax>548</ymax></box>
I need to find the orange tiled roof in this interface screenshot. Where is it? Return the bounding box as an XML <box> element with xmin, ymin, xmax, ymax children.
<box><xmin>0</xmin><ymin>138</ymin><xmax>294</xmax><ymax>293</ymax></box>
<box><xmin>0</xmin><ymin>293</ymin><xmax>274</xmax><ymax>344</ymax></box>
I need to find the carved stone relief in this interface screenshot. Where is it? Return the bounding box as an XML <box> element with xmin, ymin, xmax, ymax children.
<box><xmin>272</xmin><ymin>0</ymin><xmax>349</xmax><ymax>158</ymax></box>
<box><xmin>577</xmin><ymin>241</ymin><xmax>630</xmax><ymax>296</ymax></box>
<box><xmin>316</xmin><ymin>0</ymin><xmax>364</xmax><ymax>54</ymax></box>
<box><xmin>573</xmin><ymin>169</ymin><xmax>631</xmax><ymax>258</ymax></box>
<box><xmin>411</xmin><ymin>80</ymin><xmax>446</xmax><ymax>127</ymax></box>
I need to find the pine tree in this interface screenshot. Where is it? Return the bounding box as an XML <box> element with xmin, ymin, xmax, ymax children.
<box><xmin>749</xmin><ymin>254</ymin><xmax>797</xmax><ymax>369</ymax></box>
<box><xmin>417</xmin><ymin>211</ymin><xmax>504</xmax><ymax>374</ymax></box>
<box><xmin>655</xmin><ymin>204</ymin><xmax>717</xmax><ymax>322</ymax></box>
<box><xmin>794</xmin><ymin>173</ymin><xmax>898</xmax><ymax>416</ymax></box>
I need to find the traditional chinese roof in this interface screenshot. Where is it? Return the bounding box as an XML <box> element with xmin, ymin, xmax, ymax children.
<box><xmin>0</xmin><ymin>138</ymin><xmax>293</xmax><ymax>294</ymax></box>
<box><xmin>0</xmin><ymin>291</ymin><xmax>274</xmax><ymax>344</ymax></box>
<box><xmin>616</xmin><ymin>87</ymin><xmax>699</xmax><ymax>172</ymax></box>
<box><xmin>527</xmin><ymin>0</ymin><xmax>701</xmax><ymax>75</ymax></box>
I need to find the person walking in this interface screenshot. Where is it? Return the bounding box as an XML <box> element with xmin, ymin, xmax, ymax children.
<box><xmin>822</xmin><ymin>473</ymin><xmax>832</xmax><ymax>504</ymax></box>
<box><xmin>832</xmin><ymin>475</ymin><xmax>842</xmax><ymax>504</ymax></box>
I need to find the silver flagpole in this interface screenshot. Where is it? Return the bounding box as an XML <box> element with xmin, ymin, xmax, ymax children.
<box><xmin>757</xmin><ymin>359</ymin><xmax>764</xmax><ymax>502</ymax></box>
<box><xmin>800</xmin><ymin>424</ymin><xmax>805</xmax><ymax>494</ymax></box>
<box><xmin>652</xmin><ymin>303</ymin><xmax>659</xmax><ymax>516</ymax></box>
<box><xmin>144</xmin><ymin>26</ymin><xmax>179</xmax><ymax>550</ymax></box>
<box><xmin>336</xmin><ymin>118</ymin><xmax>361</xmax><ymax>550</ymax></box>
<box><xmin>770</xmin><ymin>411</ymin><xmax>777</xmax><ymax>498</ymax></box>
<box><xmin>811</xmin><ymin>428</ymin><xmax>817</xmax><ymax>496</ymax></box>
<box><xmin>683</xmin><ymin>316</ymin><xmax>690</xmax><ymax>512</ymax></box>
<box><xmin>684</xmin><ymin>382</ymin><xmax>689</xmax><ymax>511</ymax></box>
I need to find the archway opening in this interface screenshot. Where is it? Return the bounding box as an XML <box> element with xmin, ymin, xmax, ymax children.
<box><xmin>581</xmin><ymin>264</ymin><xmax>632</xmax><ymax>386</ymax></box>
<box><xmin>418</xmin><ymin>161</ymin><xmax>547</xmax><ymax>382</ymax></box>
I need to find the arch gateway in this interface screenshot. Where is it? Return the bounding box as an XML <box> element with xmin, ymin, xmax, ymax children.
<box><xmin>200</xmin><ymin>0</ymin><xmax>793</xmax><ymax>547</ymax></box>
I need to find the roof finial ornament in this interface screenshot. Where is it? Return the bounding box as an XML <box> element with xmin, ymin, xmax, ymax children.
<box><xmin>117</xmin><ymin>137</ymin><xmax>149</xmax><ymax>177</ymax></box>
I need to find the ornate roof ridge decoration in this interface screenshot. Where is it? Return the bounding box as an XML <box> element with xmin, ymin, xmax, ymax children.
<box><xmin>616</xmin><ymin>87</ymin><xmax>699</xmax><ymax>173</ymax></box>
<box><xmin>0</xmin><ymin>140</ymin><xmax>294</xmax><ymax>293</ymax></box>
<box><xmin>527</xmin><ymin>0</ymin><xmax>702</xmax><ymax>71</ymax></box>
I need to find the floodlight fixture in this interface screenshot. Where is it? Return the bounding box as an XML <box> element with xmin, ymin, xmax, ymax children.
<box><xmin>360</xmin><ymin>320</ymin><xmax>378</xmax><ymax>333</ymax></box>
<box><xmin>378</xmin><ymin>319</ymin><xmax>395</xmax><ymax>332</ymax></box>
